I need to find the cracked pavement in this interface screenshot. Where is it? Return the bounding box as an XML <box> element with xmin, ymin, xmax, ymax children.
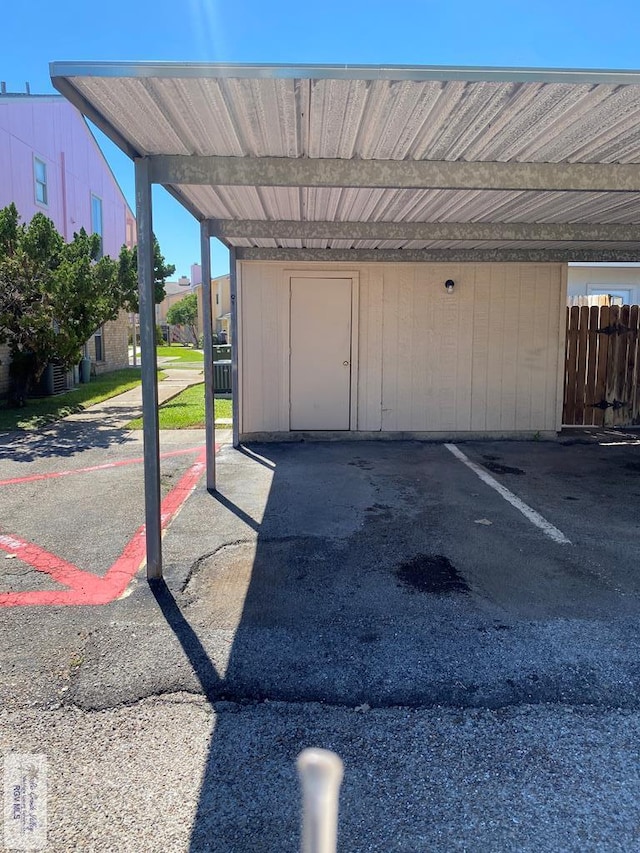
<box><xmin>1</xmin><ymin>424</ymin><xmax>640</xmax><ymax>850</ymax></box>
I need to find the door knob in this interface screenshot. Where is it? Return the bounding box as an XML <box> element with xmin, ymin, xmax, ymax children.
<box><xmin>343</xmin><ymin>361</ymin><xmax>350</xmax><ymax>366</ymax></box>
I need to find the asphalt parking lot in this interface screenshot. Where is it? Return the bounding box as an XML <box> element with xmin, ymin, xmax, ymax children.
<box><xmin>1</xmin><ymin>424</ymin><xmax>640</xmax><ymax>850</ymax></box>
<box><xmin>0</xmin><ymin>424</ymin><xmax>208</xmax><ymax>601</ymax></box>
<box><xmin>3</xmin><ymin>424</ymin><xmax>638</xmax><ymax>614</ymax></box>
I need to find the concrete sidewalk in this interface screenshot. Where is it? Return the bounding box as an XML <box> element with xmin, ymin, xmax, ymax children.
<box><xmin>62</xmin><ymin>367</ymin><xmax>204</xmax><ymax>429</ymax></box>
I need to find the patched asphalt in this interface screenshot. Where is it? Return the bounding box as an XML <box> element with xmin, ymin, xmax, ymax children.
<box><xmin>1</xmin><ymin>415</ymin><xmax>640</xmax><ymax>850</ymax></box>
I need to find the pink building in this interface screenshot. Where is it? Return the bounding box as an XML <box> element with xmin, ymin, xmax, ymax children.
<box><xmin>0</xmin><ymin>90</ymin><xmax>136</xmax><ymax>393</ymax></box>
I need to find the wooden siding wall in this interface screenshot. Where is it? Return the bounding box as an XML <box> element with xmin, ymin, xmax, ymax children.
<box><xmin>238</xmin><ymin>262</ymin><xmax>565</xmax><ymax>435</ymax></box>
<box><xmin>92</xmin><ymin>311</ymin><xmax>130</xmax><ymax>375</ymax></box>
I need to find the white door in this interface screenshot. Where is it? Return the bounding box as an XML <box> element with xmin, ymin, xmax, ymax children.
<box><xmin>290</xmin><ymin>277</ymin><xmax>353</xmax><ymax>430</ymax></box>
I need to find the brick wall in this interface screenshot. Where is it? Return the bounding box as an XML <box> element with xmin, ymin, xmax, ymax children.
<box><xmin>0</xmin><ymin>311</ymin><xmax>130</xmax><ymax>397</ymax></box>
<box><xmin>91</xmin><ymin>310</ymin><xmax>130</xmax><ymax>374</ymax></box>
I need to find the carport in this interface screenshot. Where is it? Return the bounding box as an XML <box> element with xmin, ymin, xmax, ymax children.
<box><xmin>50</xmin><ymin>61</ymin><xmax>640</xmax><ymax>579</ymax></box>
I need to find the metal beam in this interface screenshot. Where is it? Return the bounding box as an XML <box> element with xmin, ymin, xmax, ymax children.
<box><xmin>229</xmin><ymin>248</ymin><xmax>240</xmax><ymax>449</ymax></box>
<box><xmin>235</xmin><ymin>246</ymin><xmax>640</xmax><ymax>263</ymax></box>
<box><xmin>134</xmin><ymin>158</ymin><xmax>163</xmax><ymax>580</ymax></box>
<box><xmin>149</xmin><ymin>155</ymin><xmax>640</xmax><ymax>193</ymax></box>
<box><xmin>50</xmin><ymin>60</ymin><xmax>640</xmax><ymax>88</ymax></box>
<box><xmin>209</xmin><ymin>219</ymin><xmax>640</xmax><ymax>243</ymax></box>
<box><xmin>200</xmin><ymin>222</ymin><xmax>216</xmax><ymax>492</ymax></box>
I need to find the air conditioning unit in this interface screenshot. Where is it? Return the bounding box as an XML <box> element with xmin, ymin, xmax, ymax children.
<box><xmin>213</xmin><ymin>360</ymin><xmax>232</xmax><ymax>393</ymax></box>
<box><xmin>32</xmin><ymin>362</ymin><xmax>69</xmax><ymax>396</ymax></box>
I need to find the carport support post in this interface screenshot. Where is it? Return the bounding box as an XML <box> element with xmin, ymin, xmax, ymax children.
<box><xmin>201</xmin><ymin>221</ymin><xmax>216</xmax><ymax>491</ymax></box>
<box><xmin>229</xmin><ymin>247</ymin><xmax>240</xmax><ymax>448</ymax></box>
<box><xmin>134</xmin><ymin>157</ymin><xmax>162</xmax><ymax>580</ymax></box>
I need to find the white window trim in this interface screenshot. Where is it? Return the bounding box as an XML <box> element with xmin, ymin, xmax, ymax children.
<box><xmin>33</xmin><ymin>155</ymin><xmax>48</xmax><ymax>208</ymax></box>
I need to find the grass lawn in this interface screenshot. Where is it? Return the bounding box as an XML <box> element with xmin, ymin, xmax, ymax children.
<box><xmin>156</xmin><ymin>345</ymin><xmax>203</xmax><ymax>363</ymax></box>
<box><xmin>0</xmin><ymin>368</ymin><xmax>157</xmax><ymax>432</ymax></box>
<box><xmin>128</xmin><ymin>383</ymin><xmax>232</xmax><ymax>429</ymax></box>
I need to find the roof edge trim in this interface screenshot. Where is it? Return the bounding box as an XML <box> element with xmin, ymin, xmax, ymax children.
<box><xmin>50</xmin><ymin>60</ymin><xmax>640</xmax><ymax>86</ymax></box>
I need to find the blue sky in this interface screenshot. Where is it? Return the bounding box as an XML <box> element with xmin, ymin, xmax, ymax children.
<box><xmin>4</xmin><ymin>0</ymin><xmax>640</xmax><ymax>279</ymax></box>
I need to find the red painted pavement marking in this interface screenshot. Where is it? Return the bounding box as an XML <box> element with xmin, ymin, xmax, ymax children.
<box><xmin>0</xmin><ymin>534</ymin><xmax>99</xmax><ymax>591</ymax></box>
<box><xmin>0</xmin><ymin>445</ymin><xmax>204</xmax><ymax>487</ymax></box>
<box><xmin>0</xmin><ymin>446</ymin><xmax>214</xmax><ymax>607</ymax></box>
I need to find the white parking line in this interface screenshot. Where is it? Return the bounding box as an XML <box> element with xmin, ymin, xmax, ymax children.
<box><xmin>444</xmin><ymin>443</ymin><xmax>571</xmax><ymax>545</ymax></box>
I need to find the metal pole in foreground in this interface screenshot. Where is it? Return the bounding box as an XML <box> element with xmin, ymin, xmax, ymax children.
<box><xmin>201</xmin><ymin>221</ymin><xmax>216</xmax><ymax>491</ymax></box>
<box><xmin>229</xmin><ymin>247</ymin><xmax>240</xmax><ymax>448</ymax></box>
<box><xmin>134</xmin><ymin>157</ymin><xmax>162</xmax><ymax>581</ymax></box>
<box><xmin>297</xmin><ymin>749</ymin><xmax>344</xmax><ymax>853</ymax></box>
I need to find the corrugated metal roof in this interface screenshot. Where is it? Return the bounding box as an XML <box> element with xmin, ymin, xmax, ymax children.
<box><xmin>230</xmin><ymin>237</ymin><xmax>640</xmax><ymax>251</ymax></box>
<box><xmin>180</xmin><ymin>186</ymin><xmax>640</xmax><ymax>225</ymax></box>
<box><xmin>49</xmin><ymin>62</ymin><xmax>640</xmax><ymax>256</ymax></box>
<box><xmin>52</xmin><ymin>72</ymin><xmax>640</xmax><ymax>163</ymax></box>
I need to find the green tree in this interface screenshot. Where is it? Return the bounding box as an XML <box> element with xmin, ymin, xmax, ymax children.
<box><xmin>117</xmin><ymin>235</ymin><xmax>176</xmax><ymax>313</ymax></box>
<box><xmin>0</xmin><ymin>204</ymin><xmax>177</xmax><ymax>401</ymax></box>
<box><xmin>0</xmin><ymin>205</ymin><xmax>125</xmax><ymax>393</ymax></box>
<box><xmin>166</xmin><ymin>293</ymin><xmax>198</xmax><ymax>345</ymax></box>
<box><xmin>0</xmin><ymin>205</ymin><xmax>60</xmax><ymax>383</ymax></box>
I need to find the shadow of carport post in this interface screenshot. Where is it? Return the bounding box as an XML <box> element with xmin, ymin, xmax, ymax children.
<box><xmin>149</xmin><ymin>579</ymin><xmax>223</xmax><ymax>699</ymax></box>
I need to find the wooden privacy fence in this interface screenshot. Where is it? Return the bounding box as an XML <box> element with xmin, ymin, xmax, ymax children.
<box><xmin>563</xmin><ymin>304</ymin><xmax>640</xmax><ymax>427</ymax></box>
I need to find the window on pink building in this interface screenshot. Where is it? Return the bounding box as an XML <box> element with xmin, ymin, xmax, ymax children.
<box><xmin>91</xmin><ymin>194</ymin><xmax>103</xmax><ymax>258</ymax></box>
<box><xmin>34</xmin><ymin>158</ymin><xmax>48</xmax><ymax>206</ymax></box>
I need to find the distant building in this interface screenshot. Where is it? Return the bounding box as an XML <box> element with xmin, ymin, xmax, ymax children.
<box><xmin>0</xmin><ymin>88</ymin><xmax>136</xmax><ymax>395</ymax></box>
<box><xmin>154</xmin><ymin>276</ymin><xmax>193</xmax><ymax>343</ymax></box>
<box><xmin>190</xmin><ymin>263</ymin><xmax>231</xmax><ymax>342</ymax></box>
<box><xmin>155</xmin><ymin>277</ymin><xmax>192</xmax><ymax>323</ymax></box>
<box><xmin>567</xmin><ymin>264</ymin><xmax>640</xmax><ymax>306</ymax></box>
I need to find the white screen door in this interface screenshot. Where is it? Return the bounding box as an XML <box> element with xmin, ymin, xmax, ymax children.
<box><xmin>290</xmin><ymin>277</ymin><xmax>352</xmax><ymax>430</ymax></box>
